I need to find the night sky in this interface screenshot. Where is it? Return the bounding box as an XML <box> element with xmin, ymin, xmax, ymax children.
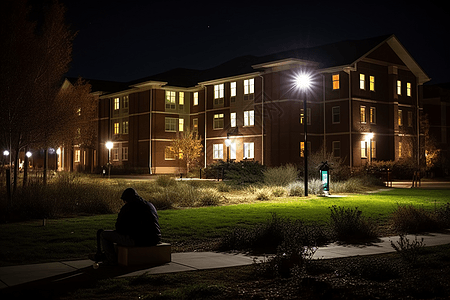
<box><xmin>62</xmin><ymin>0</ymin><xmax>450</xmax><ymax>84</ymax></box>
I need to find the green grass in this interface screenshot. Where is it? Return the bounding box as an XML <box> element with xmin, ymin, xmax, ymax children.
<box><xmin>0</xmin><ymin>189</ymin><xmax>449</xmax><ymax>266</ymax></box>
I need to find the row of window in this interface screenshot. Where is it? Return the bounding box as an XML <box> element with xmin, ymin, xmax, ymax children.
<box><xmin>113</xmin><ymin>96</ymin><xmax>129</xmax><ymax>110</ymax></box>
<box><xmin>212</xmin><ymin>142</ymin><xmax>254</xmax><ymax>160</ymax></box>
<box><xmin>113</xmin><ymin>120</ymin><xmax>129</xmax><ymax>135</ymax></box>
<box><xmin>332</xmin><ymin>74</ymin><xmax>412</xmax><ymax>96</ymax></box>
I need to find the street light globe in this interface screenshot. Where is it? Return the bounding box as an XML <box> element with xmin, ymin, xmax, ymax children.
<box><xmin>295</xmin><ymin>74</ymin><xmax>311</xmax><ymax>90</ymax></box>
<box><xmin>365</xmin><ymin>132</ymin><xmax>374</xmax><ymax>141</ymax></box>
<box><xmin>105</xmin><ymin>141</ymin><xmax>113</xmax><ymax>150</ymax></box>
<box><xmin>26</xmin><ymin>151</ymin><xmax>32</xmax><ymax>158</ymax></box>
<box><xmin>3</xmin><ymin>150</ymin><xmax>9</xmax><ymax>156</ymax></box>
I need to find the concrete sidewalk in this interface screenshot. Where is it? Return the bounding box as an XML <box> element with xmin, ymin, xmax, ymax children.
<box><xmin>1</xmin><ymin>232</ymin><xmax>449</xmax><ymax>291</ymax></box>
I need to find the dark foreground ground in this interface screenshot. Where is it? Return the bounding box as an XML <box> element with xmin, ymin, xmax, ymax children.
<box><xmin>1</xmin><ymin>243</ymin><xmax>449</xmax><ymax>300</ymax></box>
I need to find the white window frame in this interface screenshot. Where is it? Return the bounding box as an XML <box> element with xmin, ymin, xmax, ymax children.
<box><xmin>230</xmin><ymin>112</ymin><xmax>236</xmax><ymax>127</ymax></box>
<box><xmin>123</xmin><ymin>95</ymin><xmax>129</xmax><ymax>108</ymax></box>
<box><xmin>332</xmin><ymin>141</ymin><xmax>341</xmax><ymax>158</ymax></box>
<box><xmin>179</xmin><ymin>92</ymin><xmax>184</xmax><ymax>109</ymax></box>
<box><xmin>243</xmin><ymin>142</ymin><xmax>254</xmax><ymax>159</ymax></box>
<box><xmin>122</xmin><ymin>121</ymin><xmax>129</xmax><ymax>134</ymax></box>
<box><xmin>397</xmin><ymin>80</ymin><xmax>402</xmax><ymax>95</ymax></box>
<box><xmin>244</xmin><ymin>110</ymin><xmax>254</xmax><ymax>126</ymax></box>
<box><xmin>112</xmin><ymin>148</ymin><xmax>119</xmax><ymax>161</ymax></box>
<box><xmin>122</xmin><ymin>147</ymin><xmax>128</xmax><ymax>161</ymax></box>
<box><xmin>165</xmin><ymin>117</ymin><xmax>177</xmax><ymax>132</ymax></box>
<box><xmin>370</xmin><ymin>76</ymin><xmax>375</xmax><ymax>91</ymax></box>
<box><xmin>165</xmin><ymin>91</ymin><xmax>176</xmax><ymax>110</ymax></box>
<box><xmin>361</xmin><ymin>141</ymin><xmax>367</xmax><ymax>158</ymax></box>
<box><xmin>370</xmin><ymin>107</ymin><xmax>376</xmax><ymax>124</ymax></box>
<box><xmin>179</xmin><ymin>118</ymin><xmax>184</xmax><ymax>132</ymax></box>
<box><xmin>213</xmin><ymin>144</ymin><xmax>223</xmax><ymax>159</ymax></box>
<box><xmin>114</xmin><ymin>97</ymin><xmax>120</xmax><ymax>110</ymax></box>
<box><xmin>213</xmin><ymin>113</ymin><xmax>224</xmax><ymax>129</ymax></box>
<box><xmin>360</xmin><ymin>74</ymin><xmax>365</xmax><ymax>90</ymax></box>
<box><xmin>214</xmin><ymin>84</ymin><xmax>224</xmax><ymax>105</ymax></box>
<box><xmin>114</xmin><ymin>122</ymin><xmax>120</xmax><ymax>135</ymax></box>
<box><xmin>360</xmin><ymin>106</ymin><xmax>366</xmax><ymax>123</ymax></box>
<box><xmin>193</xmin><ymin>92</ymin><xmax>198</xmax><ymax>106</ymax></box>
<box><xmin>244</xmin><ymin>78</ymin><xmax>254</xmax><ymax>100</ymax></box>
<box><xmin>230</xmin><ymin>81</ymin><xmax>236</xmax><ymax>102</ymax></box>
<box><xmin>230</xmin><ymin>142</ymin><xmax>236</xmax><ymax>160</ymax></box>
<box><xmin>407</xmin><ymin>82</ymin><xmax>411</xmax><ymax>97</ymax></box>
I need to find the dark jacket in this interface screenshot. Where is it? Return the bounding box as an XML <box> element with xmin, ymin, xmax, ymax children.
<box><xmin>115</xmin><ymin>188</ymin><xmax>161</xmax><ymax>246</ymax></box>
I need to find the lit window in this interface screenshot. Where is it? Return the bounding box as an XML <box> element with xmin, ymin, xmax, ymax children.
<box><xmin>332</xmin><ymin>74</ymin><xmax>339</xmax><ymax>90</ymax></box>
<box><xmin>332</xmin><ymin>106</ymin><xmax>340</xmax><ymax>124</ymax></box>
<box><xmin>243</xmin><ymin>142</ymin><xmax>254</xmax><ymax>159</ymax></box>
<box><xmin>300</xmin><ymin>141</ymin><xmax>311</xmax><ymax>157</ymax></box>
<box><xmin>74</xmin><ymin>150</ymin><xmax>80</xmax><ymax>162</ymax></box>
<box><xmin>193</xmin><ymin>92</ymin><xmax>198</xmax><ymax>106</ymax></box>
<box><xmin>230</xmin><ymin>142</ymin><xmax>236</xmax><ymax>160</ymax></box>
<box><xmin>360</xmin><ymin>106</ymin><xmax>366</xmax><ymax>123</ymax></box>
<box><xmin>244</xmin><ymin>110</ymin><xmax>254</xmax><ymax>126</ymax></box>
<box><xmin>77</xmin><ymin>108</ymin><xmax>81</xmax><ymax>116</ymax></box>
<box><xmin>300</xmin><ymin>108</ymin><xmax>311</xmax><ymax>125</ymax></box>
<box><xmin>213</xmin><ymin>144</ymin><xmax>223</xmax><ymax>159</ymax></box>
<box><xmin>122</xmin><ymin>147</ymin><xmax>128</xmax><ymax>161</ymax></box>
<box><xmin>371</xmin><ymin>141</ymin><xmax>376</xmax><ymax>158</ymax></box>
<box><xmin>114</xmin><ymin>98</ymin><xmax>120</xmax><ymax>110</ymax></box>
<box><xmin>123</xmin><ymin>95</ymin><xmax>129</xmax><ymax>108</ymax></box>
<box><xmin>179</xmin><ymin>149</ymin><xmax>183</xmax><ymax>159</ymax></box>
<box><xmin>231</xmin><ymin>82</ymin><xmax>236</xmax><ymax>102</ymax></box>
<box><xmin>370</xmin><ymin>107</ymin><xmax>376</xmax><ymax>124</ymax></box>
<box><xmin>361</xmin><ymin>141</ymin><xmax>367</xmax><ymax>158</ymax></box>
<box><xmin>165</xmin><ymin>91</ymin><xmax>176</xmax><ymax>109</ymax></box>
<box><xmin>397</xmin><ymin>80</ymin><xmax>402</xmax><ymax>95</ymax></box>
<box><xmin>407</xmin><ymin>82</ymin><xmax>411</xmax><ymax>97</ymax></box>
<box><xmin>398</xmin><ymin>142</ymin><xmax>402</xmax><ymax>158</ymax></box>
<box><xmin>408</xmin><ymin>111</ymin><xmax>413</xmax><ymax>127</ymax></box>
<box><xmin>332</xmin><ymin>141</ymin><xmax>341</xmax><ymax>157</ymax></box>
<box><xmin>193</xmin><ymin>118</ymin><xmax>198</xmax><ymax>134</ymax></box>
<box><xmin>213</xmin><ymin>113</ymin><xmax>224</xmax><ymax>129</ymax></box>
<box><xmin>179</xmin><ymin>92</ymin><xmax>184</xmax><ymax>109</ymax></box>
<box><xmin>398</xmin><ymin>109</ymin><xmax>403</xmax><ymax>126</ymax></box>
<box><xmin>179</xmin><ymin>118</ymin><xmax>184</xmax><ymax>132</ymax></box>
<box><xmin>165</xmin><ymin>146</ymin><xmax>176</xmax><ymax>160</ymax></box>
<box><xmin>370</xmin><ymin>76</ymin><xmax>375</xmax><ymax>91</ymax></box>
<box><xmin>165</xmin><ymin>117</ymin><xmax>177</xmax><ymax>132</ymax></box>
<box><xmin>112</xmin><ymin>148</ymin><xmax>119</xmax><ymax>161</ymax></box>
<box><xmin>114</xmin><ymin>122</ymin><xmax>120</xmax><ymax>134</ymax></box>
<box><xmin>244</xmin><ymin>78</ymin><xmax>254</xmax><ymax>100</ymax></box>
<box><xmin>214</xmin><ymin>84</ymin><xmax>224</xmax><ymax>105</ymax></box>
<box><xmin>231</xmin><ymin>112</ymin><xmax>236</xmax><ymax>127</ymax></box>
<box><xmin>360</xmin><ymin>74</ymin><xmax>365</xmax><ymax>90</ymax></box>
<box><xmin>122</xmin><ymin>121</ymin><xmax>129</xmax><ymax>134</ymax></box>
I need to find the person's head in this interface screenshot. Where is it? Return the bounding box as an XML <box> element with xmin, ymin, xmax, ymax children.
<box><xmin>121</xmin><ymin>188</ymin><xmax>139</xmax><ymax>203</ymax></box>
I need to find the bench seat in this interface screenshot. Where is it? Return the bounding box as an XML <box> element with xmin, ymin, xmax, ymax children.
<box><xmin>117</xmin><ymin>243</ymin><xmax>171</xmax><ymax>266</ymax></box>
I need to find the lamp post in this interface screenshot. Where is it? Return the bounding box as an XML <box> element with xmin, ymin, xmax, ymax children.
<box><xmin>295</xmin><ymin>73</ymin><xmax>312</xmax><ymax>196</ymax></box>
<box><xmin>3</xmin><ymin>150</ymin><xmax>11</xmax><ymax>203</ymax></box>
<box><xmin>225</xmin><ymin>133</ymin><xmax>231</xmax><ymax>163</ymax></box>
<box><xmin>105</xmin><ymin>141</ymin><xmax>113</xmax><ymax>179</ymax></box>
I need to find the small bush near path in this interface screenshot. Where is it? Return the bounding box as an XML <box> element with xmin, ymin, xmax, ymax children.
<box><xmin>328</xmin><ymin>205</ymin><xmax>378</xmax><ymax>242</ymax></box>
<box><xmin>263</xmin><ymin>164</ymin><xmax>298</xmax><ymax>186</ymax></box>
<box><xmin>390</xmin><ymin>204</ymin><xmax>441</xmax><ymax>234</ymax></box>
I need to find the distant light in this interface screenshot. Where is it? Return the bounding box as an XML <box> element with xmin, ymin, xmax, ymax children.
<box><xmin>56</xmin><ymin>148</ymin><xmax>61</xmax><ymax>155</ymax></box>
<box><xmin>106</xmin><ymin>141</ymin><xmax>113</xmax><ymax>150</ymax></box>
<box><xmin>295</xmin><ymin>74</ymin><xmax>312</xmax><ymax>90</ymax></box>
<box><xmin>26</xmin><ymin>151</ymin><xmax>32</xmax><ymax>158</ymax></box>
<box><xmin>48</xmin><ymin>148</ymin><xmax>55</xmax><ymax>154</ymax></box>
<box><xmin>3</xmin><ymin>150</ymin><xmax>9</xmax><ymax>156</ymax></box>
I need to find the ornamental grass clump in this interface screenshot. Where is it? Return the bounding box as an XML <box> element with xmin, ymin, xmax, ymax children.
<box><xmin>390</xmin><ymin>204</ymin><xmax>441</xmax><ymax>234</ymax></box>
<box><xmin>263</xmin><ymin>164</ymin><xmax>298</xmax><ymax>186</ymax></box>
<box><xmin>328</xmin><ymin>205</ymin><xmax>378</xmax><ymax>242</ymax></box>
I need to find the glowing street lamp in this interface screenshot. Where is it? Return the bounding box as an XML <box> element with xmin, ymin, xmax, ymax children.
<box><xmin>295</xmin><ymin>73</ymin><xmax>312</xmax><ymax>196</ymax></box>
<box><xmin>105</xmin><ymin>141</ymin><xmax>113</xmax><ymax>178</ymax></box>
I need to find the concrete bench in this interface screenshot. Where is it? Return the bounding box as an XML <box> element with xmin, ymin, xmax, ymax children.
<box><xmin>117</xmin><ymin>243</ymin><xmax>171</xmax><ymax>266</ymax></box>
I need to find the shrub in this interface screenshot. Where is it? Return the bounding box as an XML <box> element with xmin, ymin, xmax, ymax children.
<box><xmin>436</xmin><ymin>202</ymin><xmax>450</xmax><ymax>227</ymax></box>
<box><xmin>390</xmin><ymin>204</ymin><xmax>441</xmax><ymax>234</ymax></box>
<box><xmin>343</xmin><ymin>256</ymin><xmax>400</xmax><ymax>281</ymax></box>
<box><xmin>263</xmin><ymin>164</ymin><xmax>298</xmax><ymax>186</ymax></box>
<box><xmin>155</xmin><ymin>175</ymin><xmax>177</xmax><ymax>187</ymax></box>
<box><xmin>197</xmin><ymin>188</ymin><xmax>221</xmax><ymax>206</ymax></box>
<box><xmin>390</xmin><ymin>234</ymin><xmax>425</xmax><ymax>264</ymax></box>
<box><xmin>204</xmin><ymin>160</ymin><xmax>266</xmax><ymax>184</ymax></box>
<box><xmin>328</xmin><ymin>206</ymin><xmax>378</xmax><ymax>242</ymax></box>
<box><xmin>308</xmin><ymin>178</ymin><xmax>324</xmax><ymax>195</ymax></box>
<box><xmin>286</xmin><ymin>181</ymin><xmax>304</xmax><ymax>197</ymax></box>
<box><xmin>255</xmin><ymin>187</ymin><xmax>272</xmax><ymax>201</ymax></box>
<box><xmin>272</xmin><ymin>186</ymin><xmax>286</xmax><ymax>197</ymax></box>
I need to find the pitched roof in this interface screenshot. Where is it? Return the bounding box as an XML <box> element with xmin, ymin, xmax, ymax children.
<box><xmin>66</xmin><ymin>77</ymin><xmax>129</xmax><ymax>94</ymax></box>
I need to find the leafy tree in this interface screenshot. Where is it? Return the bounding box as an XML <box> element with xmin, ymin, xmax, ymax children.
<box><xmin>0</xmin><ymin>0</ymin><xmax>75</xmax><ymax>191</ymax></box>
<box><xmin>170</xmin><ymin>128</ymin><xmax>203</xmax><ymax>174</ymax></box>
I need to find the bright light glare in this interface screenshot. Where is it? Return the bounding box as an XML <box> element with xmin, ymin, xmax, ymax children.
<box><xmin>3</xmin><ymin>150</ymin><xmax>9</xmax><ymax>156</ymax></box>
<box><xmin>225</xmin><ymin>138</ymin><xmax>231</xmax><ymax>147</ymax></box>
<box><xmin>365</xmin><ymin>133</ymin><xmax>374</xmax><ymax>141</ymax></box>
<box><xmin>295</xmin><ymin>74</ymin><xmax>312</xmax><ymax>90</ymax></box>
<box><xmin>105</xmin><ymin>141</ymin><xmax>113</xmax><ymax>150</ymax></box>
<box><xmin>26</xmin><ymin>151</ymin><xmax>32</xmax><ymax>158</ymax></box>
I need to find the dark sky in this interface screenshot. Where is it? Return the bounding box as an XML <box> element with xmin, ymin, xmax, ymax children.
<box><xmin>62</xmin><ymin>0</ymin><xmax>450</xmax><ymax>84</ymax></box>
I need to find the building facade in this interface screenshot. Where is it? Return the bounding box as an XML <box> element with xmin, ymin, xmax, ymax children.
<box><xmin>66</xmin><ymin>34</ymin><xmax>430</xmax><ymax>174</ymax></box>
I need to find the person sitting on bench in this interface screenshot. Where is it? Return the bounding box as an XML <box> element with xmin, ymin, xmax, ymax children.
<box><xmin>92</xmin><ymin>187</ymin><xmax>161</xmax><ymax>265</ymax></box>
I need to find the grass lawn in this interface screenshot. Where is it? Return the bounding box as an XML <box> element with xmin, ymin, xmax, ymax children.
<box><xmin>0</xmin><ymin>188</ymin><xmax>449</xmax><ymax>266</ymax></box>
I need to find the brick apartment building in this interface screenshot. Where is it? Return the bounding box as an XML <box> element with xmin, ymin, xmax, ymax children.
<box><xmin>63</xmin><ymin>34</ymin><xmax>430</xmax><ymax>174</ymax></box>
